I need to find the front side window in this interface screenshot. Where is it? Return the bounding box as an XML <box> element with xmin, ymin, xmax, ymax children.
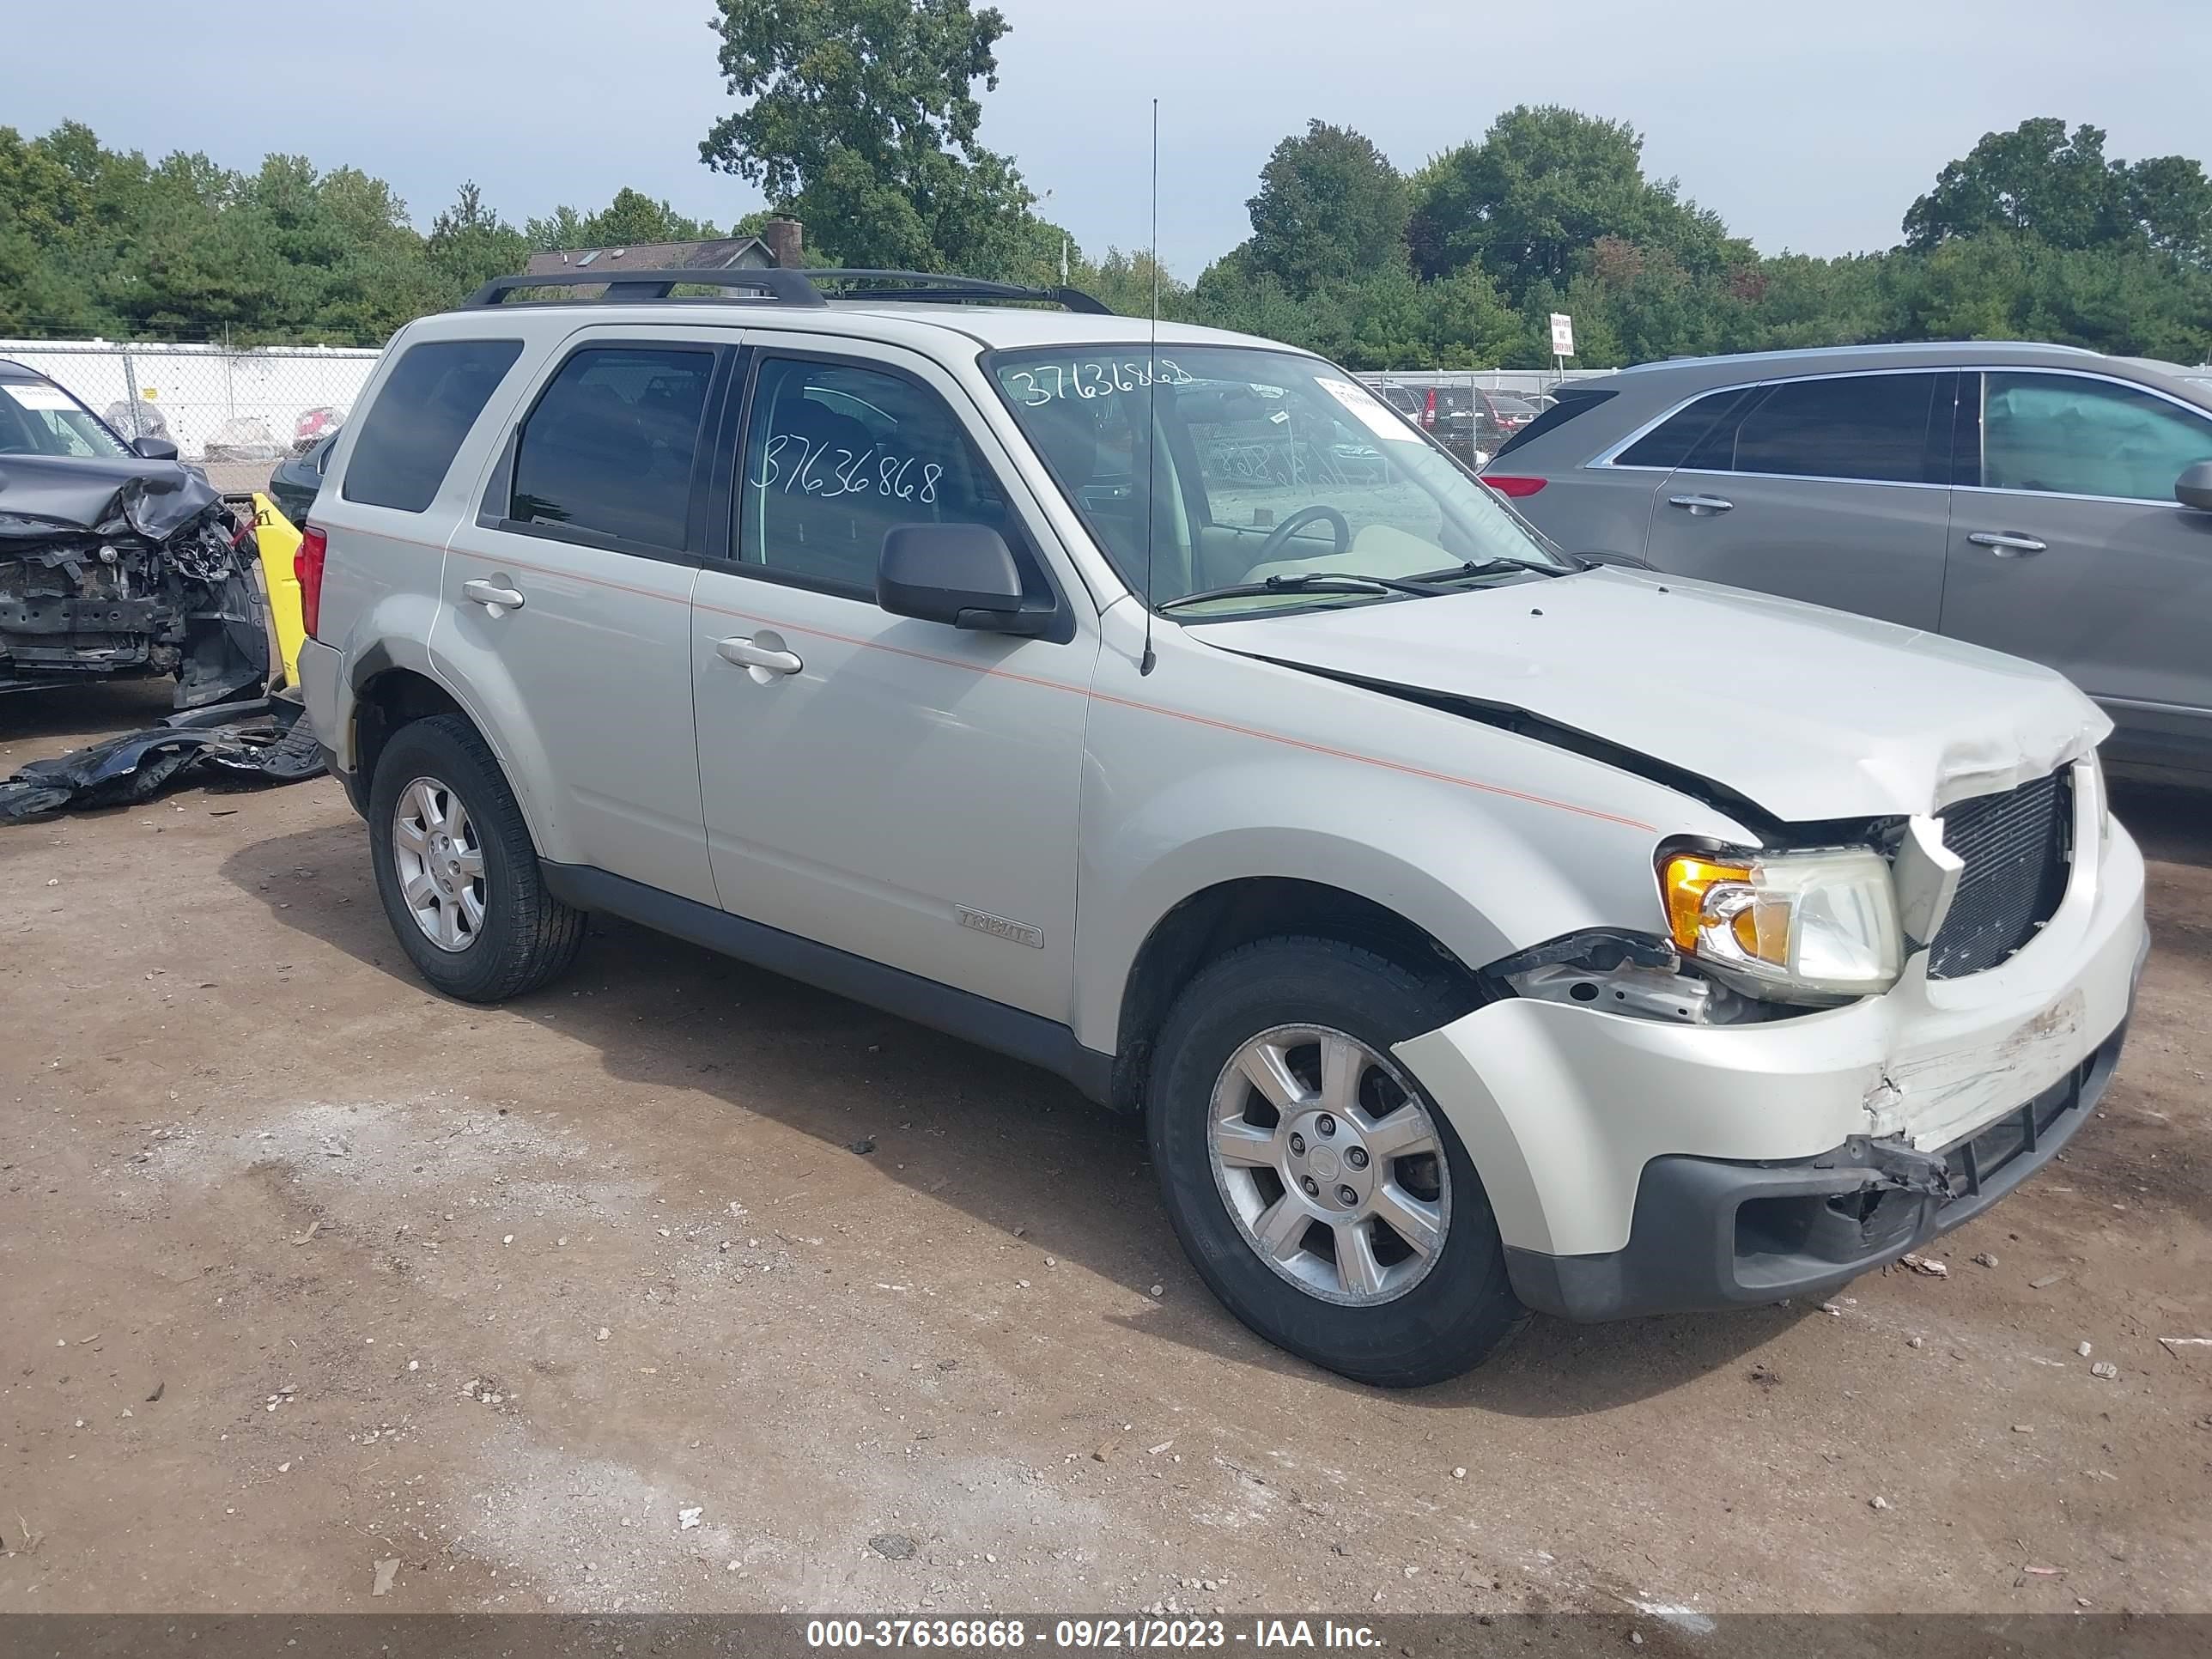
<box><xmin>1981</xmin><ymin>372</ymin><xmax>2212</xmax><ymax>501</ymax></box>
<box><xmin>0</xmin><ymin>377</ymin><xmax>131</xmax><ymax>458</ymax></box>
<box><xmin>509</xmin><ymin>345</ymin><xmax>714</xmax><ymax>550</ymax></box>
<box><xmin>345</xmin><ymin>338</ymin><xmax>523</xmax><ymax>512</ymax></box>
<box><xmin>736</xmin><ymin>357</ymin><xmax>1029</xmax><ymax>596</ymax></box>
<box><xmin>990</xmin><ymin>346</ymin><xmax>1567</xmax><ymax>618</ymax></box>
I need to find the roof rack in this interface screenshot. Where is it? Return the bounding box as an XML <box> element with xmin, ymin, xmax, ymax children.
<box><xmin>806</xmin><ymin>270</ymin><xmax>1114</xmax><ymax>314</ymax></box>
<box><xmin>465</xmin><ymin>269</ymin><xmax>826</xmax><ymax>307</ymax></box>
<box><xmin>461</xmin><ymin>266</ymin><xmax>1114</xmax><ymax>315</ymax></box>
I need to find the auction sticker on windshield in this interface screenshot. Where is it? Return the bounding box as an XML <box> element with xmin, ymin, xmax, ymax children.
<box><xmin>1316</xmin><ymin>376</ymin><xmax>1420</xmax><ymax>442</ymax></box>
<box><xmin>5</xmin><ymin>382</ymin><xmax>80</xmax><ymax>411</ymax></box>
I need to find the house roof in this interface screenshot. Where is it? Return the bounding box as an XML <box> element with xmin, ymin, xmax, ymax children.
<box><xmin>523</xmin><ymin>236</ymin><xmax>773</xmax><ymax>277</ymax></box>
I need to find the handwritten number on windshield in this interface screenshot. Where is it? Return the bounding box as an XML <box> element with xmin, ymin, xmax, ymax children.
<box><xmin>1005</xmin><ymin>358</ymin><xmax>1194</xmax><ymax>406</ymax></box>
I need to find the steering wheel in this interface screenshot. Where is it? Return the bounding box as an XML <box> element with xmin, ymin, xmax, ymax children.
<box><xmin>1250</xmin><ymin>504</ymin><xmax>1352</xmax><ymax>567</ymax></box>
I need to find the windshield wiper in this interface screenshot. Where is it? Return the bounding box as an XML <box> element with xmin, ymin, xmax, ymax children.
<box><xmin>1407</xmin><ymin>556</ymin><xmax>1568</xmax><ymax>584</ymax></box>
<box><xmin>1156</xmin><ymin>570</ymin><xmax>1443</xmax><ymax>615</ymax></box>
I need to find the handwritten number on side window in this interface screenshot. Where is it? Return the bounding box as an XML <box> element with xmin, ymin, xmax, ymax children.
<box><xmin>754</xmin><ymin>434</ymin><xmax>939</xmax><ymax>504</ymax></box>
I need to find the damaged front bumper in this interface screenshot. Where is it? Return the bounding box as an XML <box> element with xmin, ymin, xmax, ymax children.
<box><xmin>1395</xmin><ymin>803</ymin><xmax>2148</xmax><ymax>1322</ymax></box>
<box><xmin>1503</xmin><ymin>991</ymin><xmax>2137</xmax><ymax>1321</ymax></box>
<box><xmin>0</xmin><ymin>454</ymin><xmax>266</xmax><ymax>706</ymax></box>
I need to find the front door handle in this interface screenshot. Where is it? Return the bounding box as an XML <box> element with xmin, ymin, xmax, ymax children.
<box><xmin>716</xmin><ymin>635</ymin><xmax>803</xmax><ymax>676</ymax></box>
<box><xmin>1966</xmin><ymin>531</ymin><xmax>2048</xmax><ymax>557</ymax></box>
<box><xmin>462</xmin><ymin>579</ymin><xmax>526</xmax><ymax>611</ymax></box>
<box><xmin>1668</xmin><ymin>494</ymin><xmax>1734</xmax><ymax>516</ymax></box>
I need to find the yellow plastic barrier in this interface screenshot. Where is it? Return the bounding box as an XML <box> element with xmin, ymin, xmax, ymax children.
<box><xmin>249</xmin><ymin>493</ymin><xmax>307</xmax><ymax>690</ymax></box>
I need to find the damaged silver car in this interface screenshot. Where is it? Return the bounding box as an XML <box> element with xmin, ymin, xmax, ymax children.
<box><xmin>1</xmin><ymin>359</ymin><xmax>267</xmax><ymax>707</ymax></box>
<box><xmin>301</xmin><ymin>274</ymin><xmax>2148</xmax><ymax>1387</ymax></box>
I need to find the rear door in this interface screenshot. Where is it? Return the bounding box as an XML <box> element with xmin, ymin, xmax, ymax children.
<box><xmin>439</xmin><ymin>329</ymin><xmax>726</xmax><ymax>904</ymax></box>
<box><xmin>1642</xmin><ymin>370</ymin><xmax>1956</xmax><ymax>627</ymax></box>
<box><xmin>1941</xmin><ymin>369</ymin><xmax>2212</xmax><ymax>766</ymax></box>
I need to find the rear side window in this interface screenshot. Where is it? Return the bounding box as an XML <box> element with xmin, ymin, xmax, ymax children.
<box><xmin>343</xmin><ymin>339</ymin><xmax>522</xmax><ymax>512</ymax></box>
<box><xmin>509</xmin><ymin>346</ymin><xmax>715</xmax><ymax>550</ymax></box>
<box><xmin>1493</xmin><ymin>387</ymin><xmax>1618</xmax><ymax>459</ymax></box>
<box><xmin>1723</xmin><ymin>373</ymin><xmax>1942</xmax><ymax>483</ymax></box>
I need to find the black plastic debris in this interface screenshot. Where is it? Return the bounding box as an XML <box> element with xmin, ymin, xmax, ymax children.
<box><xmin>0</xmin><ymin>696</ymin><xmax>323</xmax><ymax>823</ymax></box>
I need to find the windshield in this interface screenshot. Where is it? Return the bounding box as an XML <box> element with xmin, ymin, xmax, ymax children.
<box><xmin>988</xmin><ymin>345</ymin><xmax>1568</xmax><ymax>617</ymax></box>
<box><xmin>0</xmin><ymin>376</ymin><xmax>131</xmax><ymax>459</ymax></box>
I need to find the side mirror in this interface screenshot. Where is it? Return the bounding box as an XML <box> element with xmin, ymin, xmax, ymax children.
<box><xmin>878</xmin><ymin>523</ymin><xmax>1036</xmax><ymax>632</ymax></box>
<box><xmin>2177</xmin><ymin>459</ymin><xmax>2212</xmax><ymax>513</ymax></box>
<box><xmin>131</xmin><ymin>434</ymin><xmax>179</xmax><ymax>461</ymax></box>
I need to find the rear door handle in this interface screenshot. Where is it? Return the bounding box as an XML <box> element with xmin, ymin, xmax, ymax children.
<box><xmin>1667</xmin><ymin>494</ymin><xmax>1734</xmax><ymax>515</ymax></box>
<box><xmin>462</xmin><ymin>579</ymin><xmax>526</xmax><ymax>611</ymax></box>
<box><xmin>1966</xmin><ymin>531</ymin><xmax>2048</xmax><ymax>557</ymax></box>
<box><xmin>716</xmin><ymin>635</ymin><xmax>803</xmax><ymax>676</ymax></box>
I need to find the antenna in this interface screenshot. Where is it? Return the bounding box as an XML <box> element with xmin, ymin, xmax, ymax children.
<box><xmin>1139</xmin><ymin>97</ymin><xmax>1160</xmax><ymax>678</ymax></box>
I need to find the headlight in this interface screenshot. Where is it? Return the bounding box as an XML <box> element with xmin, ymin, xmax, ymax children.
<box><xmin>1659</xmin><ymin>846</ymin><xmax>1902</xmax><ymax>1004</ymax></box>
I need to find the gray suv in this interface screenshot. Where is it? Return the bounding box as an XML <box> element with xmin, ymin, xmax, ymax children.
<box><xmin>1486</xmin><ymin>343</ymin><xmax>2212</xmax><ymax>778</ymax></box>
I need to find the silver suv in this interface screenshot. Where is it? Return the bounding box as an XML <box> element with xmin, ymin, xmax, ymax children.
<box><xmin>1484</xmin><ymin>342</ymin><xmax>2212</xmax><ymax>779</ymax></box>
<box><xmin>297</xmin><ymin>270</ymin><xmax>2148</xmax><ymax>1384</ymax></box>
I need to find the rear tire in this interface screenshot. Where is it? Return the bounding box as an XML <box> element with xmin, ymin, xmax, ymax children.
<box><xmin>368</xmin><ymin>714</ymin><xmax>585</xmax><ymax>1002</ymax></box>
<box><xmin>1147</xmin><ymin>936</ymin><xmax>1527</xmax><ymax>1386</ymax></box>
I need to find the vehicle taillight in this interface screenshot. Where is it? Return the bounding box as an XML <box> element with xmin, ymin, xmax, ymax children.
<box><xmin>1421</xmin><ymin>389</ymin><xmax>1436</xmax><ymax>428</ymax></box>
<box><xmin>1480</xmin><ymin>475</ymin><xmax>1548</xmax><ymax>498</ymax></box>
<box><xmin>296</xmin><ymin>525</ymin><xmax>328</xmax><ymax>640</ymax></box>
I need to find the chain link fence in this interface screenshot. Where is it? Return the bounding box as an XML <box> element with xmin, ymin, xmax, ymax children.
<box><xmin>1352</xmin><ymin>368</ymin><xmax>1607</xmax><ymax>464</ymax></box>
<box><xmin>0</xmin><ymin>338</ymin><xmax>382</xmax><ymax>494</ymax></box>
<box><xmin>7</xmin><ymin>339</ymin><xmax>1613</xmax><ymax>489</ymax></box>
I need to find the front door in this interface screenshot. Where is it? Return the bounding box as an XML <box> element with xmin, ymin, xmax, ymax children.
<box><xmin>440</xmin><ymin>331</ymin><xmax>725</xmax><ymax>904</ymax></box>
<box><xmin>1941</xmin><ymin>369</ymin><xmax>2212</xmax><ymax>768</ymax></box>
<box><xmin>1644</xmin><ymin>369</ymin><xmax>1955</xmax><ymax>629</ymax></box>
<box><xmin>690</xmin><ymin>337</ymin><xmax>1096</xmax><ymax>1019</ymax></box>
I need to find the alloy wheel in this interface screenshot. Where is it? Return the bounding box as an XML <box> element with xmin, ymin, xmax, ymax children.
<box><xmin>1206</xmin><ymin>1024</ymin><xmax>1451</xmax><ymax>1305</ymax></box>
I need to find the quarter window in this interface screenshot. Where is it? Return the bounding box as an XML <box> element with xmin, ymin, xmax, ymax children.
<box><xmin>509</xmin><ymin>346</ymin><xmax>714</xmax><ymax>550</ymax></box>
<box><xmin>1613</xmin><ymin>388</ymin><xmax>1754</xmax><ymax>470</ymax></box>
<box><xmin>343</xmin><ymin>338</ymin><xmax>522</xmax><ymax>512</ymax></box>
<box><xmin>1982</xmin><ymin>373</ymin><xmax>2212</xmax><ymax>501</ymax></box>
<box><xmin>735</xmin><ymin>357</ymin><xmax>1029</xmax><ymax>596</ymax></box>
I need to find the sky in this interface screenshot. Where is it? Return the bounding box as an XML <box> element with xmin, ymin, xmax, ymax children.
<box><xmin>11</xmin><ymin>0</ymin><xmax>2209</xmax><ymax>277</ymax></box>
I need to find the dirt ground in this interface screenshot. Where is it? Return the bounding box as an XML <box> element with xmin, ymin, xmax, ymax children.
<box><xmin>1</xmin><ymin>680</ymin><xmax>2208</xmax><ymax>1620</ymax></box>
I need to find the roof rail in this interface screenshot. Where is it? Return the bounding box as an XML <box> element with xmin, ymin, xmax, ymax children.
<box><xmin>805</xmin><ymin>270</ymin><xmax>1114</xmax><ymax>315</ymax></box>
<box><xmin>459</xmin><ymin>266</ymin><xmax>1114</xmax><ymax>315</ymax></box>
<box><xmin>463</xmin><ymin>269</ymin><xmax>828</xmax><ymax>307</ymax></box>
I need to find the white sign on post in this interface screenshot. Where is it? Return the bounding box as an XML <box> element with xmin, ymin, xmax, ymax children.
<box><xmin>1549</xmin><ymin>313</ymin><xmax>1576</xmax><ymax>358</ymax></box>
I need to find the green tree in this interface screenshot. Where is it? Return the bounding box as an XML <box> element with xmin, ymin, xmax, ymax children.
<box><xmin>1408</xmin><ymin>106</ymin><xmax>1740</xmax><ymax>297</ymax></box>
<box><xmin>2118</xmin><ymin>154</ymin><xmax>2212</xmax><ymax>258</ymax></box>
<box><xmin>427</xmin><ymin>181</ymin><xmax>531</xmax><ymax>296</ymax></box>
<box><xmin>1903</xmin><ymin>118</ymin><xmax>2123</xmax><ymax>251</ymax></box>
<box><xmin>1243</xmin><ymin>120</ymin><xmax>1408</xmax><ymax>296</ymax></box>
<box><xmin>699</xmin><ymin>0</ymin><xmax>1041</xmax><ymax>275</ymax></box>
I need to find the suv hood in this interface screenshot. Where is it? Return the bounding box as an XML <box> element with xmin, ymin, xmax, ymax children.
<box><xmin>1195</xmin><ymin>566</ymin><xmax>2107</xmax><ymax>823</ymax></box>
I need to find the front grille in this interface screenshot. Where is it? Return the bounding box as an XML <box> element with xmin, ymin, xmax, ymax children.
<box><xmin>1925</xmin><ymin>769</ymin><xmax>2072</xmax><ymax>979</ymax></box>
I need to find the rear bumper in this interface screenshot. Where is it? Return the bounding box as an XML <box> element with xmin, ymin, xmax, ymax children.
<box><xmin>297</xmin><ymin>637</ymin><xmax>366</xmax><ymax>817</ymax></box>
<box><xmin>1503</xmin><ymin>969</ymin><xmax>2140</xmax><ymax>1321</ymax></box>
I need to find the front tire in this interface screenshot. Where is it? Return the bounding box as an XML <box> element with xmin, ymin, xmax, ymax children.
<box><xmin>1147</xmin><ymin>937</ymin><xmax>1526</xmax><ymax>1386</ymax></box>
<box><xmin>367</xmin><ymin>714</ymin><xmax>585</xmax><ymax>1002</ymax></box>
